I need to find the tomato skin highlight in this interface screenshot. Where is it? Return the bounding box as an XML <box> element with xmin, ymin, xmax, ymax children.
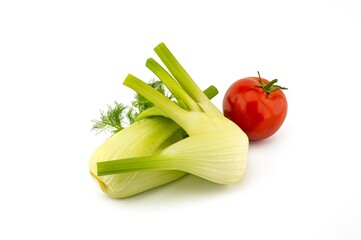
<box><xmin>223</xmin><ymin>77</ymin><xmax>288</xmax><ymax>141</ymax></box>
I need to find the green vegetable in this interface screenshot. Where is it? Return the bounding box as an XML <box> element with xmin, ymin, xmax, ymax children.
<box><xmin>96</xmin><ymin>43</ymin><xmax>249</xmax><ymax>185</ymax></box>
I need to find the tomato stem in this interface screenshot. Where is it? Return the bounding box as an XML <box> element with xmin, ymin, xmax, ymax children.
<box><xmin>256</xmin><ymin>71</ymin><xmax>288</xmax><ymax>94</ymax></box>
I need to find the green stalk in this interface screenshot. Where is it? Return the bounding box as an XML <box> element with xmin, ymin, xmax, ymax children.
<box><xmin>203</xmin><ymin>85</ymin><xmax>218</xmax><ymax>98</ymax></box>
<box><xmin>146</xmin><ymin>58</ymin><xmax>202</xmax><ymax>112</ymax></box>
<box><xmin>97</xmin><ymin>155</ymin><xmax>175</xmax><ymax>176</ymax></box>
<box><xmin>154</xmin><ymin>43</ymin><xmax>221</xmax><ymax>115</ymax></box>
<box><xmin>154</xmin><ymin>43</ymin><xmax>205</xmax><ymax>102</ymax></box>
<box><xmin>124</xmin><ymin>74</ymin><xmax>211</xmax><ymax>135</ymax></box>
<box><xmin>135</xmin><ymin>85</ymin><xmax>218</xmax><ymax>122</ymax></box>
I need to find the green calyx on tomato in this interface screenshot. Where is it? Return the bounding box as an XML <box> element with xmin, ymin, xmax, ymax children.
<box><xmin>256</xmin><ymin>71</ymin><xmax>288</xmax><ymax>94</ymax></box>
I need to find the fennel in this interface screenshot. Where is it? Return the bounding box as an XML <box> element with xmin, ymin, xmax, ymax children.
<box><xmin>97</xmin><ymin>43</ymin><xmax>248</xmax><ymax>185</ymax></box>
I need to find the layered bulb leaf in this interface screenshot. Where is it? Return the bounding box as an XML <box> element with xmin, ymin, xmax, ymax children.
<box><xmin>90</xmin><ymin>42</ymin><xmax>249</xmax><ymax>198</ymax></box>
<box><xmin>89</xmin><ymin>117</ymin><xmax>187</xmax><ymax>198</ymax></box>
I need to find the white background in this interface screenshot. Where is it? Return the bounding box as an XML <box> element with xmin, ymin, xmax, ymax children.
<box><xmin>1</xmin><ymin>0</ymin><xmax>360</xmax><ymax>239</ymax></box>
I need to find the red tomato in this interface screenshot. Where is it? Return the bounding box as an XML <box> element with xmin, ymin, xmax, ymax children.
<box><xmin>222</xmin><ymin>73</ymin><xmax>288</xmax><ymax>141</ymax></box>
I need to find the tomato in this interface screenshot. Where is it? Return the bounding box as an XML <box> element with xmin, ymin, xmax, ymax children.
<box><xmin>222</xmin><ymin>73</ymin><xmax>288</xmax><ymax>141</ymax></box>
